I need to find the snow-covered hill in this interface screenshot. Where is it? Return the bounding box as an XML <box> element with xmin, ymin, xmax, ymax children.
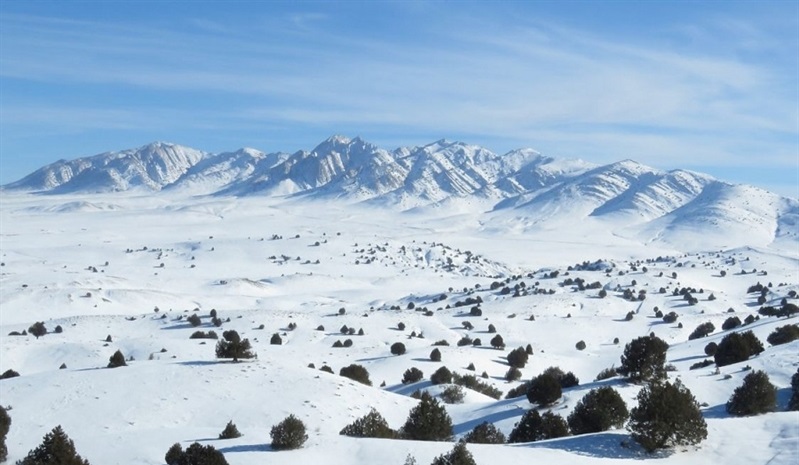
<box><xmin>3</xmin><ymin>136</ymin><xmax>797</xmax><ymax>251</ymax></box>
<box><xmin>0</xmin><ymin>191</ymin><xmax>796</xmax><ymax>465</ymax></box>
<box><xmin>5</xmin><ymin>142</ymin><xmax>207</xmax><ymax>193</ymax></box>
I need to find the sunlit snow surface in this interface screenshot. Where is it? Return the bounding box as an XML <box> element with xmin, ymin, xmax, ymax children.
<box><xmin>0</xmin><ymin>190</ymin><xmax>797</xmax><ymax>465</ymax></box>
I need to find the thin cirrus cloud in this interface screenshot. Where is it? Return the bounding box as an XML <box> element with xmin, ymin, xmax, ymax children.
<box><xmin>0</xmin><ymin>5</ymin><xmax>796</xmax><ymax>196</ymax></box>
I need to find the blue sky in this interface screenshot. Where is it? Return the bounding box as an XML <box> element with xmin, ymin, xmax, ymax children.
<box><xmin>1</xmin><ymin>1</ymin><xmax>797</xmax><ymax>197</ymax></box>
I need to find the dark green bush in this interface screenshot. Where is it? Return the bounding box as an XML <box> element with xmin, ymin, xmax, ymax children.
<box><xmin>18</xmin><ymin>426</ymin><xmax>91</xmax><ymax>465</ymax></box>
<box><xmin>463</xmin><ymin>421</ymin><xmax>505</xmax><ymax>444</ymax></box>
<box><xmin>340</xmin><ymin>364</ymin><xmax>372</xmax><ymax>386</ymax></box>
<box><xmin>391</xmin><ymin>342</ymin><xmax>407</xmax><ymax>355</ymax></box>
<box><xmin>526</xmin><ymin>373</ymin><xmax>561</xmax><ymax>406</ymax></box>
<box><xmin>726</xmin><ymin>370</ymin><xmax>777</xmax><ymax>416</ymax></box>
<box><xmin>628</xmin><ymin>379</ymin><xmax>707</xmax><ymax>452</ymax></box>
<box><xmin>688</xmin><ymin>322</ymin><xmax>715</xmax><ymax>340</ymax></box>
<box><xmin>567</xmin><ymin>387</ymin><xmax>628</xmax><ymax>434</ymax></box>
<box><xmin>402</xmin><ymin>367</ymin><xmax>424</xmax><ymax>384</ymax></box>
<box><xmin>340</xmin><ymin>408</ymin><xmax>396</xmax><ymax>438</ymax></box>
<box><xmin>0</xmin><ymin>405</ymin><xmax>9</xmax><ymax>462</ymax></box>
<box><xmin>618</xmin><ymin>335</ymin><xmax>669</xmax><ymax>382</ymax></box>
<box><xmin>714</xmin><ymin>331</ymin><xmax>764</xmax><ymax>367</ymax></box>
<box><xmin>767</xmin><ymin>324</ymin><xmax>799</xmax><ymax>346</ymax></box>
<box><xmin>508</xmin><ymin>410</ymin><xmax>569</xmax><ymax>443</ymax></box>
<box><xmin>107</xmin><ymin>350</ymin><xmax>127</xmax><ymax>368</ymax></box>
<box><xmin>219</xmin><ymin>420</ymin><xmax>242</xmax><ymax>439</ymax></box>
<box><xmin>270</xmin><ymin>414</ymin><xmax>308</xmax><ymax>450</ymax></box>
<box><xmin>431</xmin><ymin>366</ymin><xmax>453</xmax><ymax>385</ymax></box>
<box><xmin>400</xmin><ymin>392</ymin><xmax>453</xmax><ymax>441</ymax></box>
<box><xmin>431</xmin><ymin>442</ymin><xmax>476</xmax><ymax>465</ymax></box>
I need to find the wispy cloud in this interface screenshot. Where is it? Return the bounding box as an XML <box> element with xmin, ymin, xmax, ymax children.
<box><xmin>0</xmin><ymin>4</ymin><xmax>796</xmax><ymax>191</ymax></box>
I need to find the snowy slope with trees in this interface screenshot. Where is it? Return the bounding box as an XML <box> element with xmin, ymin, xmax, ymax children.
<box><xmin>0</xmin><ymin>140</ymin><xmax>797</xmax><ymax>465</ymax></box>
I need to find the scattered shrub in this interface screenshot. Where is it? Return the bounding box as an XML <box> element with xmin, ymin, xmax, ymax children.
<box><xmin>689</xmin><ymin>359</ymin><xmax>714</xmax><ymax>370</ymax></box>
<box><xmin>28</xmin><ymin>321</ymin><xmax>47</xmax><ymax>339</ymax></box>
<box><xmin>628</xmin><ymin>379</ymin><xmax>707</xmax><ymax>452</ymax></box>
<box><xmin>218</xmin><ymin>420</ymin><xmax>242</xmax><ymax>439</ymax></box>
<box><xmin>215</xmin><ymin>330</ymin><xmax>255</xmax><ymax>362</ymax></box>
<box><xmin>340</xmin><ymin>364</ymin><xmax>372</xmax><ymax>386</ymax></box>
<box><xmin>452</xmin><ymin>373</ymin><xmax>502</xmax><ymax>399</ymax></box>
<box><xmin>526</xmin><ymin>373</ymin><xmax>562</xmax><ymax>406</ymax></box>
<box><xmin>542</xmin><ymin>366</ymin><xmax>579</xmax><ymax>388</ymax></box>
<box><xmin>463</xmin><ymin>421</ymin><xmax>506</xmax><ymax>444</ymax></box>
<box><xmin>722</xmin><ymin>316</ymin><xmax>742</xmax><ymax>331</ymax></box>
<box><xmin>430</xmin><ymin>442</ymin><xmax>476</xmax><ymax>465</ymax></box>
<box><xmin>789</xmin><ymin>368</ymin><xmax>799</xmax><ymax>411</ymax></box>
<box><xmin>567</xmin><ymin>387</ymin><xmax>628</xmax><ymax>434</ymax></box>
<box><xmin>575</xmin><ymin>340</ymin><xmax>586</xmax><ymax>351</ymax></box>
<box><xmin>441</xmin><ymin>385</ymin><xmax>465</xmax><ymax>404</ymax></box>
<box><xmin>726</xmin><ymin>370</ymin><xmax>777</xmax><ymax>416</ymax></box>
<box><xmin>403</xmin><ymin>367</ymin><xmax>424</xmax><ymax>384</ymax></box>
<box><xmin>704</xmin><ymin>342</ymin><xmax>718</xmax><ymax>356</ymax></box>
<box><xmin>340</xmin><ymin>408</ymin><xmax>396</xmax><ymax>439</ymax></box>
<box><xmin>618</xmin><ymin>335</ymin><xmax>669</xmax><ymax>382</ymax></box>
<box><xmin>270</xmin><ymin>333</ymin><xmax>283</xmax><ymax>345</ymax></box>
<box><xmin>430</xmin><ymin>348</ymin><xmax>442</xmax><ymax>362</ymax></box>
<box><xmin>388</xmin><ymin>342</ymin><xmax>407</xmax><ymax>356</ymax></box>
<box><xmin>0</xmin><ymin>406</ymin><xmax>8</xmax><ymax>462</ymax></box>
<box><xmin>506</xmin><ymin>346</ymin><xmax>529</xmax><ymax>368</ymax></box>
<box><xmin>270</xmin><ymin>414</ymin><xmax>308</xmax><ymax>450</ymax></box>
<box><xmin>18</xmin><ymin>426</ymin><xmax>91</xmax><ymax>465</ymax></box>
<box><xmin>594</xmin><ymin>367</ymin><xmax>618</xmax><ymax>381</ymax></box>
<box><xmin>767</xmin><ymin>324</ymin><xmax>799</xmax><ymax>346</ymax></box>
<box><xmin>508</xmin><ymin>410</ymin><xmax>569</xmax><ymax>443</ymax></box>
<box><xmin>431</xmin><ymin>366</ymin><xmax>453</xmax><ymax>385</ymax></box>
<box><xmin>107</xmin><ymin>350</ymin><xmax>127</xmax><ymax>368</ymax></box>
<box><xmin>190</xmin><ymin>330</ymin><xmax>218</xmax><ymax>339</ymax></box>
<box><xmin>714</xmin><ymin>331</ymin><xmax>764</xmax><ymax>367</ymax></box>
<box><xmin>0</xmin><ymin>369</ymin><xmax>20</xmax><ymax>380</ymax></box>
<box><xmin>186</xmin><ymin>314</ymin><xmax>202</xmax><ymax>327</ymax></box>
<box><xmin>505</xmin><ymin>367</ymin><xmax>522</xmax><ymax>381</ymax></box>
<box><xmin>400</xmin><ymin>392</ymin><xmax>453</xmax><ymax>441</ymax></box>
<box><xmin>490</xmin><ymin>334</ymin><xmax>505</xmax><ymax>349</ymax></box>
<box><xmin>688</xmin><ymin>322</ymin><xmax>715</xmax><ymax>340</ymax></box>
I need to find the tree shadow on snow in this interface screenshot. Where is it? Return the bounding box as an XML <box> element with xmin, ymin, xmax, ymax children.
<box><xmin>452</xmin><ymin>404</ymin><xmax>526</xmax><ymax>435</ymax></box>
<box><xmin>521</xmin><ymin>432</ymin><xmax>672</xmax><ymax>460</ymax></box>
<box><xmin>218</xmin><ymin>443</ymin><xmax>271</xmax><ymax>453</ymax></box>
<box><xmin>176</xmin><ymin>360</ymin><xmax>221</xmax><ymax>367</ymax></box>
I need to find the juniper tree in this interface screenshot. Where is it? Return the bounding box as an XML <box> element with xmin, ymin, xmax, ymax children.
<box><xmin>270</xmin><ymin>415</ymin><xmax>308</xmax><ymax>450</ymax></box>
<box><xmin>526</xmin><ymin>372</ymin><xmax>562</xmax><ymax>406</ymax></box>
<box><xmin>215</xmin><ymin>330</ymin><xmax>255</xmax><ymax>362</ymax></box>
<box><xmin>618</xmin><ymin>335</ymin><xmax>669</xmax><ymax>382</ymax></box>
<box><xmin>339</xmin><ymin>408</ymin><xmax>396</xmax><ymax>439</ymax></box>
<box><xmin>18</xmin><ymin>426</ymin><xmax>91</xmax><ymax>465</ymax></box>
<box><xmin>463</xmin><ymin>421</ymin><xmax>506</xmax><ymax>444</ymax></box>
<box><xmin>430</xmin><ymin>442</ymin><xmax>476</xmax><ymax>465</ymax></box>
<box><xmin>28</xmin><ymin>322</ymin><xmax>47</xmax><ymax>339</ymax></box>
<box><xmin>107</xmin><ymin>350</ymin><xmax>127</xmax><ymax>368</ymax></box>
<box><xmin>628</xmin><ymin>379</ymin><xmax>707</xmax><ymax>452</ymax></box>
<box><xmin>508</xmin><ymin>410</ymin><xmax>569</xmax><ymax>443</ymax></box>
<box><xmin>0</xmin><ymin>405</ymin><xmax>9</xmax><ymax>463</ymax></box>
<box><xmin>714</xmin><ymin>331</ymin><xmax>764</xmax><ymax>367</ymax></box>
<box><xmin>400</xmin><ymin>392</ymin><xmax>453</xmax><ymax>441</ymax></box>
<box><xmin>219</xmin><ymin>420</ymin><xmax>242</xmax><ymax>439</ymax></box>
<box><xmin>726</xmin><ymin>370</ymin><xmax>777</xmax><ymax>416</ymax></box>
<box><xmin>567</xmin><ymin>386</ymin><xmax>628</xmax><ymax>434</ymax></box>
<box><xmin>339</xmin><ymin>364</ymin><xmax>372</xmax><ymax>386</ymax></box>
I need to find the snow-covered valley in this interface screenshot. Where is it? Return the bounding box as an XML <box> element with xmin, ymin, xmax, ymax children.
<box><xmin>1</xmin><ymin>143</ymin><xmax>797</xmax><ymax>465</ymax></box>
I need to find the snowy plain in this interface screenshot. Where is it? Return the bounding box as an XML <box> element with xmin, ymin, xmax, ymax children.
<box><xmin>0</xmin><ymin>184</ymin><xmax>797</xmax><ymax>465</ymax></box>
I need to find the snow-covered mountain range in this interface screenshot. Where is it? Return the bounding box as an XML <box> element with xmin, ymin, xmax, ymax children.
<box><xmin>4</xmin><ymin>136</ymin><xmax>798</xmax><ymax>249</ymax></box>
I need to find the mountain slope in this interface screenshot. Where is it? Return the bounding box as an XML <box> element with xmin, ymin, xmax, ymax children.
<box><xmin>6</xmin><ymin>142</ymin><xmax>206</xmax><ymax>193</ymax></box>
<box><xmin>3</xmin><ymin>136</ymin><xmax>796</xmax><ymax>251</ymax></box>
